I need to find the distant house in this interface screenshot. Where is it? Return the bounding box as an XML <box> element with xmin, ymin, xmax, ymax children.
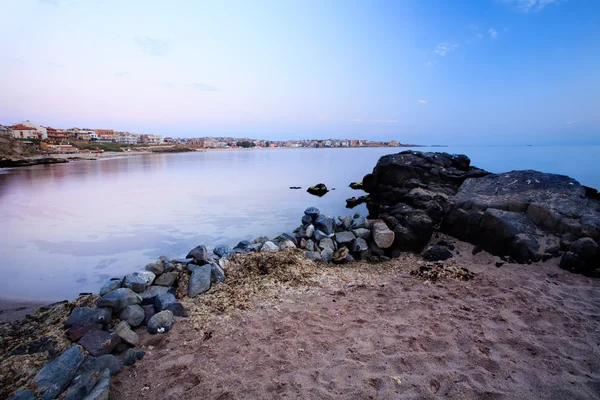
<box><xmin>140</xmin><ymin>134</ymin><xmax>164</xmax><ymax>145</ymax></box>
<box><xmin>389</xmin><ymin>140</ymin><xmax>399</xmax><ymax>147</ymax></box>
<box><xmin>46</xmin><ymin>127</ymin><xmax>72</xmax><ymax>143</ymax></box>
<box><xmin>0</xmin><ymin>125</ymin><xmax>13</xmax><ymax>135</ymax></box>
<box><xmin>19</xmin><ymin>120</ymin><xmax>47</xmax><ymax>139</ymax></box>
<box><xmin>117</xmin><ymin>134</ymin><xmax>139</xmax><ymax>145</ymax></box>
<box><xmin>10</xmin><ymin>124</ymin><xmax>40</xmax><ymax>139</ymax></box>
<box><xmin>94</xmin><ymin>129</ymin><xmax>117</xmax><ymax>141</ymax></box>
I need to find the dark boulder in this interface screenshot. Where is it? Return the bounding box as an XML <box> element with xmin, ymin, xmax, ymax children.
<box><xmin>96</xmin><ymin>288</ymin><xmax>142</xmax><ymax>312</ymax></box>
<box><xmin>32</xmin><ymin>344</ymin><xmax>85</xmax><ymax>400</ymax></box>
<box><xmin>66</xmin><ymin>322</ymin><xmax>103</xmax><ymax>342</ymax></box>
<box><xmin>78</xmin><ymin>331</ymin><xmax>121</xmax><ymax>357</ymax></box>
<box><xmin>213</xmin><ymin>244</ymin><xmax>233</xmax><ymax>258</ymax></box>
<box><xmin>315</xmin><ymin>215</ymin><xmax>334</xmax><ymax>235</ymax></box>
<box><xmin>422</xmin><ymin>245</ymin><xmax>453</xmax><ymax>261</ymax></box>
<box><xmin>307</xmin><ymin>183</ymin><xmax>329</xmax><ymax>197</ymax></box>
<box><xmin>65</xmin><ymin>307</ymin><xmax>112</xmax><ymax>328</ymax></box>
<box><xmin>188</xmin><ymin>264</ymin><xmax>212</xmax><ymax>297</ymax></box>
<box><xmin>186</xmin><ymin>245</ymin><xmax>210</xmax><ymax>265</ymax></box>
<box><xmin>148</xmin><ymin>310</ymin><xmax>174</xmax><ymax>334</ymax></box>
<box><xmin>119</xmin><ymin>304</ymin><xmax>145</xmax><ymax>327</ymax></box>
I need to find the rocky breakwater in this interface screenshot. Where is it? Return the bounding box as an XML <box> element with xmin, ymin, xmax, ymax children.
<box><xmin>362</xmin><ymin>151</ymin><xmax>488</xmax><ymax>253</ymax></box>
<box><xmin>362</xmin><ymin>150</ymin><xmax>600</xmax><ymax>275</ymax></box>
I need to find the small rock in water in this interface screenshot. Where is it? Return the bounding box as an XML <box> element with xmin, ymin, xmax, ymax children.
<box><xmin>148</xmin><ymin>310</ymin><xmax>174</xmax><ymax>334</ymax></box>
<box><xmin>307</xmin><ymin>183</ymin><xmax>329</xmax><ymax>197</ymax></box>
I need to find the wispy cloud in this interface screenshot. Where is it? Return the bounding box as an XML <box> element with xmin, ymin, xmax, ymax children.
<box><xmin>425</xmin><ymin>60</ymin><xmax>437</xmax><ymax>68</ymax></box>
<box><xmin>352</xmin><ymin>119</ymin><xmax>397</xmax><ymax>123</ymax></box>
<box><xmin>566</xmin><ymin>120</ymin><xmax>582</xmax><ymax>125</ymax></box>
<box><xmin>191</xmin><ymin>83</ymin><xmax>218</xmax><ymax>91</ymax></box>
<box><xmin>134</xmin><ymin>37</ymin><xmax>172</xmax><ymax>57</ymax></box>
<box><xmin>476</xmin><ymin>33</ymin><xmax>484</xmax><ymax>39</ymax></box>
<box><xmin>503</xmin><ymin>0</ymin><xmax>563</xmax><ymax>13</ymax></box>
<box><xmin>418</xmin><ymin>99</ymin><xmax>427</xmax><ymax>104</ymax></box>
<box><xmin>434</xmin><ymin>42</ymin><xmax>458</xmax><ymax>56</ymax></box>
<box><xmin>489</xmin><ymin>28</ymin><xmax>498</xmax><ymax>39</ymax></box>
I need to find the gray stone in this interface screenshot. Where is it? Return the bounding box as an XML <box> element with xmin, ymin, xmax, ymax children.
<box><xmin>114</xmin><ymin>321</ymin><xmax>140</xmax><ymax>347</ymax></box>
<box><xmin>319</xmin><ymin>238</ymin><xmax>335</xmax><ymax>252</ymax></box>
<box><xmin>306</xmin><ymin>239</ymin><xmax>316</xmax><ymax>252</ymax></box>
<box><xmin>252</xmin><ymin>236</ymin><xmax>269</xmax><ymax>245</ymax></box>
<box><xmin>188</xmin><ymin>264</ymin><xmax>212</xmax><ymax>297</ymax></box>
<box><xmin>335</xmin><ymin>231</ymin><xmax>356</xmax><ymax>245</ymax></box>
<box><xmin>154</xmin><ymin>271</ymin><xmax>177</xmax><ymax>287</ymax></box>
<box><xmin>213</xmin><ymin>244</ymin><xmax>233</xmax><ymax>258</ymax></box>
<box><xmin>159</xmin><ymin>255</ymin><xmax>174</xmax><ymax>272</ymax></box>
<box><xmin>148</xmin><ymin>310</ymin><xmax>174</xmax><ymax>334</ymax></box>
<box><xmin>314</xmin><ymin>230</ymin><xmax>329</xmax><ymax>241</ymax></box>
<box><xmin>99</xmin><ymin>278</ymin><xmax>121</xmax><ymax>296</ymax></box>
<box><xmin>122</xmin><ymin>348</ymin><xmax>145</xmax><ymax>366</ymax></box>
<box><xmin>66</xmin><ymin>322</ymin><xmax>103</xmax><ymax>342</ymax></box>
<box><xmin>351</xmin><ymin>215</ymin><xmax>369</xmax><ymax>230</ymax></box>
<box><xmin>351</xmin><ymin>238</ymin><xmax>368</xmax><ymax>252</ymax></box>
<box><xmin>119</xmin><ymin>305</ymin><xmax>145</xmax><ymax>327</ymax></box>
<box><xmin>96</xmin><ymin>288</ymin><xmax>142</xmax><ymax>312</ymax></box>
<box><xmin>340</xmin><ymin>215</ymin><xmax>353</xmax><ymax>230</ymax></box>
<box><xmin>210</xmin><ymin>262</ymin><xmax>226</xmax><ymax>283</ymax></box>
<box><xmin>186</xmin><ymin>245</ymin><xmax>210</xmax><ymax>265</ymax></box>
<box><xmin>78</xmin><ymin>331</ymin><xmax>121</xmax><ymax>357</ymax></box>
<box><xmin>570</xmin><ymin>237</ymin><xmax>598</xmax><ymax>261</ymax></box>
<box><xmin>33</xmin><ymin>344</ymin><xmax>85</xmax><ymax>400</ymax></box>
<box><xmin>305</xmin><ymin>224</ymin><xmax>315</xmax><ymax>238</ymax></box>
<box><xmin>64</xmin><ymin>367</ymin><xmax>99</xmax><ymax>400</ymax></box>
<box><xmin>138</xmin><ymin>285</ymin><xmax>170</xmax><ymax>305</ymax></box>
<box><xmin>145</xmin><ymin>261</ymin><xmax>164</xmax><ymax>275</ymax></box>
<box><xmin>165</xmin><ymin>302</ymin><xmax>188</xmax><ymax>317</ymax></box>
<box><xmin>301</xmin><ymin>214</ymin><xmax>312</xmax><ymax>225</ymax></box>
<box><xmin>353</xmin><ymin>228</ymin><xmax>371</xmax><ymax>240</ymax></box>
<box><xmin>315</xmin><ymin>215</ymin><xmax>334</xmax><ymax>235</ymax></box>
<box><xmin>279</xmin><ymin>240</ymin><xmax>296</xmax><ymax>250</ymax></box>
<box><xmin>305</xmin><ymin>251</ymin><xmax>322</xmax><ymax>262</ymax></box>
<box><xmin>95</xmin><ymin>354</ymin><xmax>122</xmax><ymax>376</ymax></box>
<box><xmin>321</xmin><ymin>248</ymin><xmax>334</xmax><ymax>263</ymax></box>
<box><xmin>261</xmin><ymin>241</ymin><xmax>279</xmax><ymax>252</ymax></box>
<box><xmin>123</xmin><ymin>273</ymin><xmax>152</xmax><ymax>293</ymax></box>
<box><xmin>155</xmin><ymin>293</ymin><xmax>177</xmax><ymax>312</ymax></box>
<box><xmin>136</xmin><ymin>271</ymin><xmax>156</xmax><ymax>285</ymax></box>
<box><xmin>66</xmin><ymin>307</ymin><xmax>112</xmax><ymax>328</ymax></box>
<box><xmin>304</xmin><ymin>207</ymin><xmax>320</xmax><ymax>219</ymax></box>
<box><xmin>82</xmin><ymin>368</ymin><xmax>110</xmax><ymax>400</ymax></box>
<box><xmin>9</xmin><ymin>390</ymin><xmax>36</xmax><ymax>400</ymax></box>
<box><xmin>422</xmin><ymin>245</ymin><xmax>453</xmax><ymax>261</ymax></box>
<box><xmin>372</xmin><ymin>220</ymin><xmax>395</xmax><ymax>249</ymax></box>
<box><xmin>143</xmin><ymin>304</ymin><xmax>155</xmax><ymax>325</ymax></box>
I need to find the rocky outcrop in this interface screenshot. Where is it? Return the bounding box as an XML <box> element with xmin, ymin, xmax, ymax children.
<box><xmin>362</xmin><ymin>151</ymin><xmax>600</xmax><ymax>275</ymax></box>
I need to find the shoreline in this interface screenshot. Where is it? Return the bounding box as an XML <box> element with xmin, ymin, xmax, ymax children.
<box><xmin>0</xmin><ymin>297</ymin><xmax>48</xmax><ymax>323</ymax></box>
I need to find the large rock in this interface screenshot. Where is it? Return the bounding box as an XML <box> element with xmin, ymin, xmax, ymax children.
<box><xmin>188</xmin><ymin>264</ymin><xmax>212</xmax><ymax>297</ymax></box>
<box><xmin>570</xmin><ymin>237</ymin><xmax>598</xmax><ymax>261</ymax></box>
<box><xmin>95</xmin><ymin>354</ymin><xmax>123</xmax><ymax>376</ymax></box>
<box><xmin>96</xmin><ymin>288</ymin><xmax>142</xmax><ymax>312</ymax></box>
<box><xmin>304</xmin><ymin>207</ymin><xmax>320</xmax><ymax>219</ymax></box>
<box><xmin>82</xmin><ymin>368</ymin><xmax>110</xmax><ymax>400</ymax></box>
<box><xmin>351</xmin><ymin>238</ymin><xmax>368</xmax><ymax>252</ymax></box>
<box><xmin>66</xmin><ymin>322</ymin><xmax>103</xmax><ymax>342</ymax></box>
<box><xmin>138</xmin><ymin>285</ymin><xmax>171</xmax><ymax>305</ymax></box>
<box><xmin>305</xmin><ymin>239</ymin><xmax>316</xmax><ymax>251</ymax></box>
<box><xmin>123</xmin><ymin>272</ymin><xmax>155</xmax><ymax>293</ymax></box>
<box><xmin>99</xmin><ymin>278</ymin><xmax>121</xmax><ymax>296</ymax></box>
<box><xmin>155</xmin><ymin>293</ymin><xmax>177</xmax><ymax>312</ymax></box>
<box><xmin>307</xmin><ymin>184</ymin><xmax>328</xmax><ymax>197</ymax></box>
<box><xmin>351</xmin><ymin>215</ymin><xmax>369</xmax><ymax>229</ymax></box>
<box><xmin>114</xmin><ymin>321</ymin><xmax>140</xmax><ymax>346</ymax></box>
<box><xmin>145</xmin><ymin>261</ymin><xmax>164</xmax><ymax>275</ymax></box>
<box><xmin>213</xmin><ymin>244</ymin><xmax>232</xmax><ymax>258</ymax></box>
<box><xmin>422</xmin><ymin>244</ymin><xmax>453</xmax><ymax>261</ymax></box>
<box><xmin>122</xmin><ymin>348</ymin><xmax>145</xmax><ymax>366</ymax></box>
<box><xmin>371</xmin><ymin>220</ymin><xmax>394</xmax><ymax>249</ymax></box>
<box><xmin>154</xmin><ymin>271</ymin><xmax>177</xmax><ymax>287</ymax></box>
<box><xmin>305</xmin><ymin>224</ymin><xmax>315</xmax><ymax>238</ymax></box>
<box><xmin>319</xmin><ymin>237</ymin><xmax>335</xmax><ymax>252</ymax></box>
<box><xmin>210</xmin><ymin>262</ymin><xmax>226</xmax><ymax>283</ymax></box>
<box><xmin>304</xmin><ymin>251</ymin><xmax>321</xmax><ymax>262</ymax></box>
<box><xmin>315</xmin><ymin>215</ymin><xmax>334</xmax><ymax>235</ymax></box>
<box><xmin>321</xmin><ymin>248</ymin><xmax>334</xmax><ymax>263</ymax></box>
<box><xmin>78</xmin><ymin>331</ymin><xmax>121</xmax><ymax>357</ymax></box>
<box><xmin>66</xmin><ymin>307</ymin><xmax>112</xmax><ymax>328</ymax></box>
<box><xmin>353</xmin><ymin>228</ymin><xmax>371</xmax><ymax>240</ymax></box>
<box><xmin>33</xmin><ymin>344</ymin><xmax>85</xmax><ymax>400</ymax></box>
<box><xmin>279</xmin><ymin>240</ymin><xmax>296</xmax><ymax>250</ymax></box>
<box><xmin>335</xmin><ymin>231</ymin><xmax>356</xmax><ymax>245</ymax></box>
<box><xmin>119</xmin><ymin>305</ymin><xmax>145</xmax><ymax>327</ymax></box>
<box><xmin>148</xmin><ymin>310</ymin><xmax>174</xmax><ymax>334</ymax></box>
<box><xmin>186</xmin><ymin>245</ymin><xmax>210</xmax><ymax>265</ymax></box>
<box><xmin>261</xmin><ymin>241</ymin><xmax>279</xmax><ymax>252</ymax></box>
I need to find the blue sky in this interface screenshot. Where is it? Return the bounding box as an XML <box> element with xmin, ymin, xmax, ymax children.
<box><xmin>0</xmin><ymin>0</ymin><xmax>598</xmax><ymax>145</ymax></box>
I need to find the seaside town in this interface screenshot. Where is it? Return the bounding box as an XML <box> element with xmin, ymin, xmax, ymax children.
<box><xmin>0</xmin><ymin>120</ymin><xmax>408</xmax><ymax>154</ymax></box>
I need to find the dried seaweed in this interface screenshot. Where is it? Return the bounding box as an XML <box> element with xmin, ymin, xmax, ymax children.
<box><xmin>411</xmin><ymin>262</ymin><xmax>475</xmax><ymax>282</ymax></box>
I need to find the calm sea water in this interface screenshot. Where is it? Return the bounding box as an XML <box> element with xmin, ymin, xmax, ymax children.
<box><xmin>1</xmin><ymin>146</ymin><xmax>599</xmax><ymax>301</ymax></box>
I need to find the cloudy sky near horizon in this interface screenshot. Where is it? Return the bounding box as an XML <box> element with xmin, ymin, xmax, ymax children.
<box><xmin>0</xmin><ymin>0</ymin><xmax>598</xmax><ymax>145</ymax></box>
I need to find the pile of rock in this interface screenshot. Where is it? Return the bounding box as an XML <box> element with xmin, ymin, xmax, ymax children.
<box><xmin>362</xmin><ymin>150</ymin><xmax>600</xmax><ymax>275</ymax></box>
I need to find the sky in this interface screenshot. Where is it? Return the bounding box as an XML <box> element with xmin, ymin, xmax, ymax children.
<box><xmin>0</xmin><ymin>0</ymin><xmax>599</xmax><ymax>145</ymax></box>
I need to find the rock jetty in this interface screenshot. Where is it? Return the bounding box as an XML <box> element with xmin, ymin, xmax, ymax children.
<box><xmin>361</xmin><ymin>150</ymin><xmax>600</xmax><ymax>275</ymax></box>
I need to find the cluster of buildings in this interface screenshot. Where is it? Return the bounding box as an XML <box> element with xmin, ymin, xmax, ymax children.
<box><xmin>0</xmin><ymin>120</ymin><xmax>405</xmax><ymax>150</ymax></box>
<box><xmin>0</xmin><ymin>121</ymin><xmax>163</xmax><ymax>146</ymax></box>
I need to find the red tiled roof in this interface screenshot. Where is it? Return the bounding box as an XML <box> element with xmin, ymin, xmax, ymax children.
<box><xmin>10</xmin><ymin>124</ymin><xmax>36</xmax><ymax>130</ymax></box>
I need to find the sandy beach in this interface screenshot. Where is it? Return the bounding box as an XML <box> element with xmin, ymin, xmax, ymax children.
<box><xmin>107</xmin><ymin>237</ymin><xmax>600</xmax><ymax>400</ymax></box>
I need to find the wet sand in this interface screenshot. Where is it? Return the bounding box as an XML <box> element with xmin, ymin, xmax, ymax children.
<box><xmin>110</xmin><ymin>238</ymin><xmax>600</xmax><ymax>399</ymax></box>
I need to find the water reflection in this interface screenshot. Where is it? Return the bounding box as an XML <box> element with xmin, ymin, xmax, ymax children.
<box><xmin>0</xmin><ymin>146</ymin><xmax>599</xmax><ymax>301</ymax></box>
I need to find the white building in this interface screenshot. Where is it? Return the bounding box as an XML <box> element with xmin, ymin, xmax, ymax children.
<box><xmin>117</xmin><ymin>134</ymin><xmax>139</xmax><ymax>145</ymax></box>
<box><xmin>20</xmin><ymin>120</ymin><xmax>47</xmax><ymax>139</ymax></box>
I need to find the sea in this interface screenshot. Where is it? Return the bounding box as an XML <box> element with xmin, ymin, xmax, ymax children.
<box><xmin>1</xmin><ymin>145</ymin><xmax>599</xmax><ymax>301</ymax></box>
